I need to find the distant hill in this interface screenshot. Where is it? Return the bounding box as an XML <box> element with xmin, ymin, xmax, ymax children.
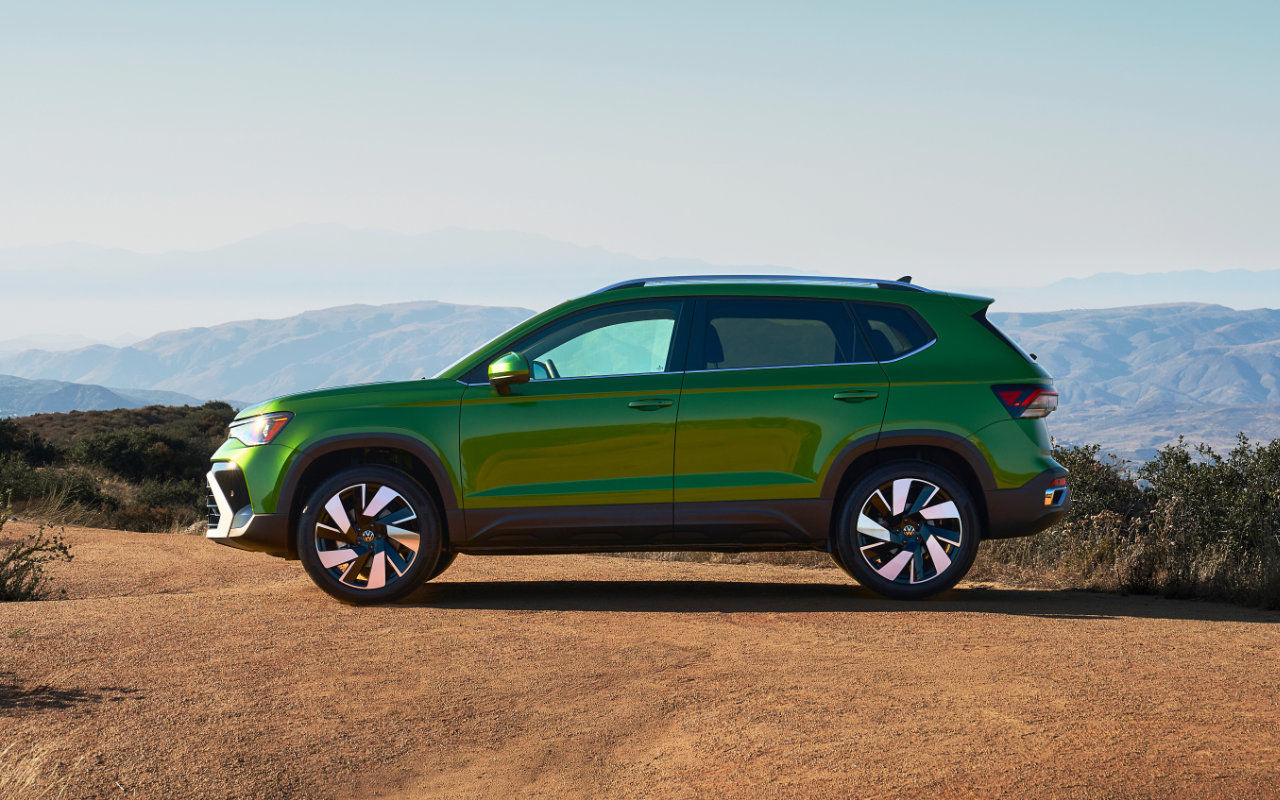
<box><xmin>0</xmin><ymin>225</ymin><xmax>791</xmax><ymax>341</ymax></box>
<box><xmin>993</xmin><ymin>304</ymin><xmax>1280</xmax><ymax>458</ymax></box>
<box><xmin>0</xmin><ymin>374</ymin><xmax>203</xmax><ymax>416</ymax></box>
<box><xmin>7</xmin><ymin>223</ymin><xmax>1275</xmax><ymax>344</ymax></box>
<box><xmin>975</xmin><ymin>268</ymin><xmax>1280</xmax><ymax>314</ymax></box>
<box><xmin>0</xmin><ymin>301</ymin><xmax>535</xmax><ymax>403</ymax></box>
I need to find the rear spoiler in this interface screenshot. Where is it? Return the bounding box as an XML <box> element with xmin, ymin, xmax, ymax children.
<box><xmin>943</xmin><ymin>292</ymin><xmax>996</xmax><ymax>315</ymax></box>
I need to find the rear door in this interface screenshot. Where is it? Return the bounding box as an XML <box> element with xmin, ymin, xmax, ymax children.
<box><xmin>673</xmin><ymin>296</ymin><xmax>889</xmax><ymax>542</ymax></box>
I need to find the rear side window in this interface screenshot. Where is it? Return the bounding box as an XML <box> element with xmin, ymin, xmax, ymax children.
<box><xmin>852</xmin><ymin>302</ymin><xmax>936</xmax><ymax>361</ymax></box>
<box><xmin>697</xmin><ymin>298</ymin><xmax>869</xmax><ymax>370</ymax></box>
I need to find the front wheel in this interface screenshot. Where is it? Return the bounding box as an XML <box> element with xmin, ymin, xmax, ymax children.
<box><xmin>834</xmin><ymin>461</ymin><xmax>980</xmax><ymax>600</ymax></box>
<box><xmin>298</xmin><ymin>465</ymin><xmax>443</xmax><ymax>604</ymax></box>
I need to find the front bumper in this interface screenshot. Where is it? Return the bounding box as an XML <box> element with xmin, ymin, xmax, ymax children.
<box><xmin>983</xmin><ymin>467</ymin><xmax>1070</xmax><ymax>540</ymax></box>
<box><xmin>206</xmin><ymin>462</ymin><xmax>292</xmax><ymax>557</ymax></box>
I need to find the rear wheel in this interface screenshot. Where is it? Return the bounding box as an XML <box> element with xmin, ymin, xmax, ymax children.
<box><xmin>834</xmin><ymin>461</ymin><xmax>979</xmax><ymax>600</ymax></box>
<box><xmin>298</xmin><ymin>465</ymin><xmax>443</xmax><ymax>604</ymax></box>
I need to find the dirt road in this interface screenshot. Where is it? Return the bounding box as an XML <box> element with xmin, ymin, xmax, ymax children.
<box><xmin>2</xmin><ymin>524</ymin><xmax>1278</xmax><ymax>800</ymax></box>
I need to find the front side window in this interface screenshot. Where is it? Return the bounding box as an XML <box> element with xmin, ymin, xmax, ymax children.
<box><xmin>514</xmin><ymin>301</ymin><xmax>682</xmax><ymax>380</ymax></box>
<box><xmin>696</xmin><ymin>298</ymin><xmax>867</xmax><ymax>370</ymax></box>
<box><xmin>853</xmin><ymin>302</ymin><xmax>935</xmax><ymax>361</ymax></box>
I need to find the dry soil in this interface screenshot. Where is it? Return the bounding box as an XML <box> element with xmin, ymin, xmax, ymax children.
<box><xmin>2</xmin><ymin>523</ymin><xmax>1278</xmax><ymax>799</ymax></box>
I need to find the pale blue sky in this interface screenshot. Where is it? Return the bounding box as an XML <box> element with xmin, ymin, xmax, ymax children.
<box><xmin>1</xmin><ymin>1</ymin><xmax>1277</xmax><ymax>284</ymax></box>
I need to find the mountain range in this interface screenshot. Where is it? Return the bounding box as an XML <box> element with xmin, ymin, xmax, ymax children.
<box><xmin>0</xmin><ymin>301</ymin><xmax>532</xmax><ymax>404</ymax></box>
<box><xmin>2</xmin><ymin>224</ymin><xmax>1277</xmax><ymax>343</ymax></box>
<box><xmin>0</xmin><ymin>374</ymin><xmax>201</xmax><ymax>417</ymax></box>
<box><xmin>2</xmin><ymin>298</ymin><xmax>1278</xmax><ymax>458</ymax></box>
<box><xmin>989</xmin><ymin>304</ymin><xmax>1280</xmax><ymax>458</ymax></box>
<box><xmin>960</xmin><ymin>269</ymin><xmax>1280</xmax><ymax>314</ymax></box>
<box><xmin>0</xmin><ymin>225</ymin><xmax>790</xmax><ymax>342</ymax></box>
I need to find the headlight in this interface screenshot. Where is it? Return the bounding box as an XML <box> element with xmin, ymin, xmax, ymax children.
<box><xmin>228</xmin><ymin>412</ymin><xmax>293</xmax><ymax>446</ymax></box>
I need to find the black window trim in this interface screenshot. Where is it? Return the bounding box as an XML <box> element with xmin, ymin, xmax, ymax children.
<box><xmin>459</xmin><ymin>297</ymin><xmax>694</xmax><ymax>385</ymax></box>
<box><xmin>683</xmin><ymin>295</ymin><xmax>880</xmax><ymax>374</ymax></box>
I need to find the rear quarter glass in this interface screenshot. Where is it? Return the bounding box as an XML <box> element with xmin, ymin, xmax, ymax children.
<box><xmin>873</xmin><ymin>293</ymin><xmax>1058</xmax><ymax>484</ymax></box>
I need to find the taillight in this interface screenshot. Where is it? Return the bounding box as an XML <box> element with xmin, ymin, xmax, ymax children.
<box><xmin>992</xmin><ymin>385</ymin><xmax>1058</xmax><ymax>419</ymax></box>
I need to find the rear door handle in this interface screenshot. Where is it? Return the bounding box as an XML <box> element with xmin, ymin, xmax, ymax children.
<box><xmin>628</xmin><ymin>398</ymin><xmax>674</xmax><ymax>410</ymax></box>
<box><xmin>833</xmin><ymin>390</ymin><xmax>880</xmax><ymax>403</ymax></box>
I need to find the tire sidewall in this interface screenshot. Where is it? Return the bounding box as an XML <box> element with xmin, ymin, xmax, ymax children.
<box><xmin>298</xmin><ymin>465</ymin><xmax>442</xmax><ymax>604</ymax></box>
<box><xmin>835</xmin><ymin>460</ymin><xmax>980</xmax><ymax>600</ymax></box>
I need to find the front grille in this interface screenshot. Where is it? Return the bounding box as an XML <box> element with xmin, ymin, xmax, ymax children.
<box><xmin>207</xmin><ymin>487</ymin><xmax>221</xmax><ymax>529</ymax></box>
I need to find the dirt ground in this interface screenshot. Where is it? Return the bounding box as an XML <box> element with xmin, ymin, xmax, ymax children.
<box><xmin>2</xmin><ymin>523</ymin><xmax>1278</xmax><ymax>800</ymax></box>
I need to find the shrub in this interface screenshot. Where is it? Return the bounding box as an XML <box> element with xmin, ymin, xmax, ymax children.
<box><xmin>136</xmin><ymin>478</ymin><xmax>203</xmax><ymax>509</ymax></box>
<box><xmin>0</xmin><ymin>453</ymin><xmax>38</xmax><ymax>500</ymax></box>
<box><xmin>978</xmin><ymin>438</ymin><xmax>1280</xmax><ymax>608</ymax></box>
<box><xmin>67</xmin><ymin>429</ymin><xmax>204</xmax><ymax>483</ymax></box>
<box><xmin>109</xmin><ymin>503</ymin><xmax>196</xmax><ymax>533</ymax></box>
<box><xmin>0</xmin><ymin>498</ymin><xmax>74</xmax><ymax>601</ymax></box>
<box><xmin>0</xmin><ymin>419</ymin><xmax>57</xmax><ymax>465</ymax></box>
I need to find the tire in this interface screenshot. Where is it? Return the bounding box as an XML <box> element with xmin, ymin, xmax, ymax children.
<box><xmin>834</xmin><ymin>460</ymin><xmax>980</xmax><ymax>600</ymax></box>
<box><xmin>828</xmin><ymin>550</ymin><xmax>857</xmax><ymax>581</ymax></box>
<box><xmin>298</xmin><ymin>465</ymin><xmax>443</xmax><ymax>604</ymax></box>
<box><xmin>426</xmin><ymin>551</ymin><xmax>457</xmax><ymax>581</ymax></box>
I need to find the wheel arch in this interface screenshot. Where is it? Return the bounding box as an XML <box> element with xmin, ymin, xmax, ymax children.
<box><xmin>279</xmin><ymin>434</ymin><xmax>461</xmax><ymax>556</ymax></box>
<box><xmin>823</xmin><ymin>431</ymin><xmax>993</xmax><ymax>548</ymax></box>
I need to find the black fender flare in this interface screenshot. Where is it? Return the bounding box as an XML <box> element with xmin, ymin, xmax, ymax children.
<box><xmin>278</xmin><ymin>432</ymin><xmax>464</xmax><ymax>544</ymax></box>
<box><xmin>821</xmin><ymin>429</ymin><xmax>997</xmax><ymax>501</ymax></box>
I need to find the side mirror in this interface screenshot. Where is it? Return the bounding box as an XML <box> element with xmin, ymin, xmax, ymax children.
<box><xmin>488</xmin><ymin>351</ymin><xmax>531</xmax><ymax>395</ymax></box>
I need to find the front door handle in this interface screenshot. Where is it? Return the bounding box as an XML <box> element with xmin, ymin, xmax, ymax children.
<box><xmin>833</xmin><ymin>390</ymin><xmax>880</xmax><ymax>403</ymax></box>
<box><xmin>628</xmin><ymin>398</ymin><xmax>674</xmax><ymax>410</ymax></box>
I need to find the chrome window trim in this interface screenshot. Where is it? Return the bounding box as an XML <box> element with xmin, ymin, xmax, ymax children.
<box><xmin>460</xmin><ymin>340</ymin><xmax>931</xmax><ymax>386</ymax></box>
<box><xmin>460</xmin><ymin>369</ymin><xmax>677</xmax><ymax>387</ymax></box>
<box><xmin>683</xmin><ymin>360</ymin><xmax>880</xmax><ymax>375</ymax></box>
<box><xmin>453</xmin><ymin>299</ymin><xmax>938</xmax><ymax>386</ymax></box>
<box><xmin>875</xmin><ymin>337</ymin><xmax>937</xmax><ymax>364</ymax></box>
<box><xmin>460</xmin><ymin>360</ymin><xmax>891</xmax><ymax>385</ymax></box>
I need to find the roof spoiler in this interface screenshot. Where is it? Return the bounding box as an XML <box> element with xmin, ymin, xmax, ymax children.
<box><xmin>945</xmin><ymin>292</ymin><xmax>996</xmax><ymax>315</ymax></box>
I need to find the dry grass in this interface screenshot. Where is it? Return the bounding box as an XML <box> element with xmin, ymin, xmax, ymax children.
<box><xmin>974</xmin><ymin>500</ymin><xmax>1280</xmax><ymax>608</ymax></box>
<box><xmin>0</xmin><ymin>742</ymin><xmax>82</xmax><ymax>800</ymax></box>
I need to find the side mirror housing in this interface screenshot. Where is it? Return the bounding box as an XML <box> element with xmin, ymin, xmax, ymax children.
<box><xmin>488</xmin><ymin>351</ymin><xmax>531</xmax><ymax>395</ymax></box>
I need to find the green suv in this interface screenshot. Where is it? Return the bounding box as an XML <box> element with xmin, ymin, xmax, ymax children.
<box><xmin>206</xmin><ymin>276</ymin><xmax>1068</xmax><ymax>603</ymax></box>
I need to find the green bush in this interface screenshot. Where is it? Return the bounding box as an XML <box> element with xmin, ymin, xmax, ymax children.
<box><xmin>110</xmin><ymin>503</ymin><xmax>196</xmax><ymax>533</ymax></box>
<box><xmin>136</xmin><ymin>478</ymin><xmax>204</xmax><ymax>509</ymax></box>
<box><xmin>979</xmin><ymin>438</ymin><xmax>1280</xmax><ymax>608</ymax></box>
<box><xmin>67</xmin><ymin>429</ymin><xmax>207</xmax><ymax>483</ymax></box>
<box><xmin>0</xmin><ymin>499</ymin><xmax>74</xmax><ymax>601</ymax></box>
<box><xmin>0</xmin><ymin>453</ymin><xmax>38</xmax><ymax>500</ymax></box>
<box><xmin>0</xmin><ymin>404</ymin><xmax>232</xmax><ymax>533</ymax></box>
<box><xmin>0</xmin><ymin>419</ymin><xmax>57</xmax><ymax>465</ymax></box>
<box><xmin>0</xmin><ymin>456</ymin><xmax>111</xmax><ymax>509</ymax></box>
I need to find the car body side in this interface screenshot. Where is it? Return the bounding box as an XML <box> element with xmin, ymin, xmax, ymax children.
<box><xmin>207</xmin><ymin>282</ymin><xmax>1066</xmax><ymax>559</ymax></box>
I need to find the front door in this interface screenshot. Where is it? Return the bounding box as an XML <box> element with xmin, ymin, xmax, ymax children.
<box><xmin>458</xmin><ymin>299</ymin><xmax>690</xmax><ymax>549</ymax></box>
<box><xmin>673</xmin><ymin>296</ymin><xmax>889</xmax><ymax>544</ymax></box>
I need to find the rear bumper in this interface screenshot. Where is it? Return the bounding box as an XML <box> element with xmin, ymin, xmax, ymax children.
<box><xmin>206</xmin><ymin>463</ymin><xmax>293</xmax><ymax>558</ymax></box>
<box><xmin>983</xmin><ymin>467</ymin><xmax>1070</xmax><ymax>540</ymax></box>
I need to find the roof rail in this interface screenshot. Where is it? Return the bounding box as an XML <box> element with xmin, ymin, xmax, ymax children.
<box><xmin>594</xmin><ymin>275</ymin><xmax>930</xmax><ymax>294</ymax></box>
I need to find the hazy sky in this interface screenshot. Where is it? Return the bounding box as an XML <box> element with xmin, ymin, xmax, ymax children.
<box><xmin>2</xmin><ymin>1</ymin><xmax>1278</xmax><ymax>284</ymax></box>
